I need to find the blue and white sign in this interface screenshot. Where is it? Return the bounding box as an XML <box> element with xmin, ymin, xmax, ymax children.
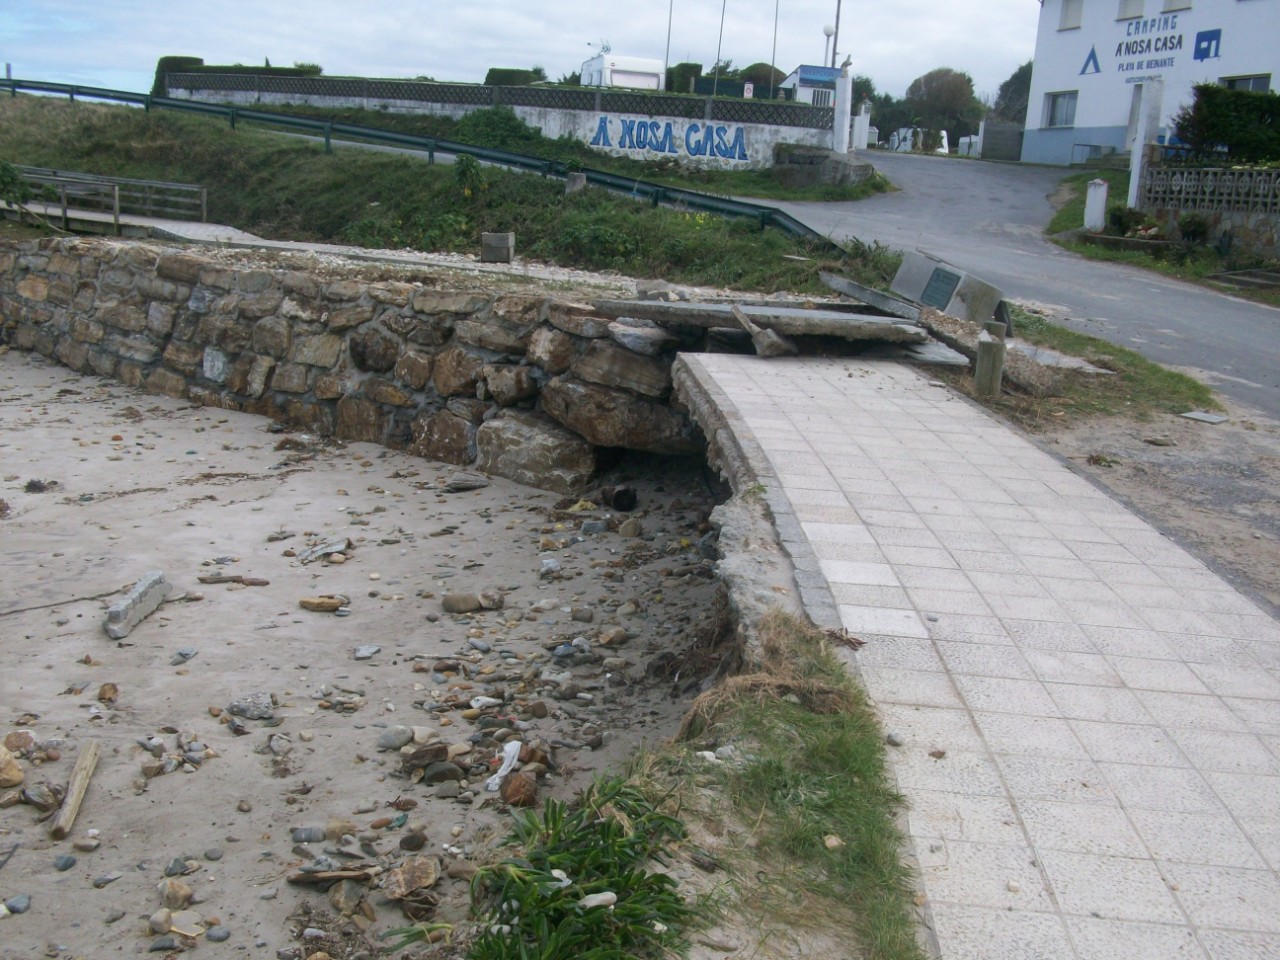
<box><xmin>588</xmin><ymin>116</ymin><xmax>749</xmax><ymax>162</ymax></box>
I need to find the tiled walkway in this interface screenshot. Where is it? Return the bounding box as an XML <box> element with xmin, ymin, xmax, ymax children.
<box><xmin>680</xmin><ymin>354</ymin><xmax>1280</xmax><ymax>960</ymax></box>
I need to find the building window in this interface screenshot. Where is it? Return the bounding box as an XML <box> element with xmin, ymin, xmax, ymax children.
<box><xmin>1222</xmin><ymin>74</ymin><xmax>1271</xmax><ymax>92</ymax></box>
<box><xmin>1059</xmin><ymin>0</ymin><xmax>1083</xmax><ymax>29</ymax></box>
<box><xmin>811</xmin><ymin>89</ymin><xmax>833</xmax><ymax>107</ymax></box>
<box><xmin>1162</xmin><ymin>0</ymin><xmax>1191</xmax><ymax>10</ymax></box>
<box><xmin>1045</xmin><ymin>91</ymin><xmax>1078</xmax><ymax>128</ymax></box>
<box><xmin>1117</xmin><ymin>0</ymin><xmax>1144</xmax><ymax>19</ymax></box>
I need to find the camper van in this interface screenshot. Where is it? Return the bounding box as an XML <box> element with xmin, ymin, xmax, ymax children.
<box><xmin>580</xmin><ymin>54</ymin><xmax>665</xmax><ymax>91</ymax></box>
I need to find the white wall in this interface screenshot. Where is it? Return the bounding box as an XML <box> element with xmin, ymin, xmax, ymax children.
<box><xmin>1022</xmin><ymin>0</ymin><xmax>1279</xmax><ymax>164</ymax></box>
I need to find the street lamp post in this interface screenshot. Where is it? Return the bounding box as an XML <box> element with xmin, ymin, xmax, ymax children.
<box><xmin>831</xmin><ymin>0</ymin><xmax>843</xmax><ymax>68</ymax></box>
<box><xmin>663</xmin><ymin>0</ymin><xmax>674</xmax><ymax>91</ymax></box>
<box><xmin>823</xmin><ymin>24</ymin><xmax>834</xmax><ymax>68</ymax></box>
<box><xmin>769</xmin><ymin>0</ymin><xmax>779</xmax><ymax>99</ymax></box>
<box><xmin>712</xmin><ymin>0</ymin><xmax>727</xmax><ymax>98</ymax></box>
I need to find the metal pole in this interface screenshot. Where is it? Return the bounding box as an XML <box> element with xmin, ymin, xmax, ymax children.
<box><xmin>769</xmin><ymin>0</ymin><xmax>779</xmax><ymax>98</ymax></box>
<box><xmin>663</xmin><ymin>0</ymin><xmax>674</xmax><ymax>92</ymax></box>
<box><xmin>832</xmin><ymin>0</ymin><xmax>842</xmax><ymax>68</ymax></box>
<box><xmin>712</xmin><ymin>0</ymin><xmax>727</xmax><ymax>98</ymax></box>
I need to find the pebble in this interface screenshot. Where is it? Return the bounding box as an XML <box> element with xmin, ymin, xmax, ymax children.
<box><xmin>442</xmin><ymin>594</ymin><xmax>482</xmax><ymax>614</ymax></box>
<box><xmin>93</xmin><ymin>873</ymin><xmax>122</xmax><ymax>888</ymax></box>
<box><xmin>53</xmin><ymin>855</ymin><xmax>77</xmax><ymax>871</ymax></box>
<box><xmin>886</xmin><ymin>732</ymin><xmax>905</xmax><ymax>747</ymax></box>
<box><xmin>149</xmin><ymin>908</ymin><xmax>173</xmax><ymax>934</ymax></box>
<box><xmin>164</xmin><ymin>857</ymin><xmax>191</xmax><ymax>877</ymax></box>
<box><xmin>204</xmin><ymin>848</ymin><xmax>224</xmax><ymax>862</ymax></box>
<box><xmin>1007</xmin><ymin>880</ymin><xmax>1022</xmax><ymax>894</ymax></box>
<box><xmin>207</xmin><ymin>925</ymin><xmax>231</xmax><ymax>942</ymax></box>
<box><xmin>580</xmin><ymin>520</ymin><xmax>607</xmax><ymax>535</ymax></box>
<box><xmin>376</xmin><ymin>726</ymin><xmax>413</xmax><ymax>751</ymax></box>
<box><xmin>5</xmin><ymin>894</ymin><xmax>31</xmax><ymax>914</ymax></box>
<box><xmin>149</xmin><ymin>937</ymin><xmax>179</xmax><ymax>952</ymax></box>
<box><xmin>292</xmin><ymin>827</ymin><xmax>326</xmax><ymax>843</ymax></box>
<box><xmin>353</xmin><ymin>799</ymin><xmax>377</xmax><ymax>814</ymax></box>
<box><xmin>467</xmin><ymin>638</ymin><xmax>491</xmax><ymax>653</ymax></box>
<box><xmin>353</xmin><ymin>645</ymin><xmax>381</xmax><ymax>660</ymax></box>
<box><xmin>104</xmin><ymin>909</ymin><xmax>126</xmax><ymax>924</ymax></box>
<box><xmin>73</xmin><ymin>837</ymin><xmax>101</xmax><ymax>852</ymax></box>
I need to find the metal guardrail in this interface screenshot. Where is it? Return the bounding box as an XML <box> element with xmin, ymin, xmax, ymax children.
<box><xmin>1</xmin><ymin>78</ymin><xmax>843</xmax><ymax>255</ymax></box>
<box><xmin>15</xmin><ymin>165</ymin><xmax>207</xmax><ymax>233</ymax></box>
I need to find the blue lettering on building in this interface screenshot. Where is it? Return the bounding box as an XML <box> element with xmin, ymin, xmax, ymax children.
<box><xmin>1194</xmin><ymin>29</ymin><xmax>1222</xmax><ymax>61</ymax></box>
<box><xmin>589</xmin><ymin>116</ymin><xmax>749</xmax><ymax>162</ymax></box>
<box><xmin>1080</xmin><ymin>46</ymin><xmax>1102</xmax><ymax>76</ymax></box>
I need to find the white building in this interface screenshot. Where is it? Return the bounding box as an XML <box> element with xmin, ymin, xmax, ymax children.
<box><xmin>580</xmin><ymin>54</ymin><xmax>666</xmax><ymax>91</ymax></box>
<box><xmin>779</xmin><ymin>65</ymin><xmax>841</xmax><ymax>106</ymax></box>
<box><xmin>1021</xmin><ymin>0</ymin><xmax>1279</xmax><ymax>165</ymax></box>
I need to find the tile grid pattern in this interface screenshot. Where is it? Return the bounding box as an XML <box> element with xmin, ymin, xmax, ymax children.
<box><xmin>683</xmin><ymin>354</ymin><xmax>1280</xmax><ymax>960</ymax></box>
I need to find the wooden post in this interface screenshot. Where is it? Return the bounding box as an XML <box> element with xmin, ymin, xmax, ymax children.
<box><xmin>975</xmin><ymin>331</ymin><xmax>1006</xmax><ymax>398</ymax></box>
<box><xmin>48</xmin><ymin>740</ymin><xmax>100</xmax><ymax>840</ymax></box>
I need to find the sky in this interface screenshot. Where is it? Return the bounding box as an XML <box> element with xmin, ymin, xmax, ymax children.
<box><xmin>1</xmin><ymin>1</ymin><xmax>1040</xmax><ymax>101</ymax></box>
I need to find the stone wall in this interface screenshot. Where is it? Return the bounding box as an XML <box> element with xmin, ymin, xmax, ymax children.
<box><xmin>0</xmin><ymin>238</ymin><xmax>704</xmax><ymax>494</ymax></box>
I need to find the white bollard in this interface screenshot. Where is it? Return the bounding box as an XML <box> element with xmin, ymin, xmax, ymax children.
<box><xmin>1084</xmin><ymin>179</ymin><xmax>1109</xmax><ymax>232</ymax></box>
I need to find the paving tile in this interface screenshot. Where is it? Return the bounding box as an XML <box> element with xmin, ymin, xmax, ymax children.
<box><xmin>939</xmin><ymin>644</ymin><xmax>1035</xmax><ymax>680</ymax></box>
<box><xmin>809</xmin><ymin>539</ymin><xmax>889</xmax><ymax>563</ymax></box>
<box><xmin>1138</xmin><ymin>606</ymin><xmax>1227</xmax><ymax>637</ymax></box>
<box><xmin>1100</xmin><ymin>763</ymin><xmax>1226</xmax><ymax>814</ymax></box>
<box><xmin>986</xmin><ymin>594</ymin><xmax>1073</xmax><ymax>622</ymax></box>
<box><xmin>1005</xmin><ymin>619</ymin><xmax>1098</xmax><ymax>653</ymax></box>
<box><xmin>1085</xmin><ymin>560</ymin><xmax>1170</xmax><ymax>587</ymax></box>
<box><xmin>881</xmin><ymin>544</ymin><xmax>958</xmax><ymax>568</ymax></box>
<box><xmin>1065</xmin><ymin>917</ymin><xmax>1209</xmax><ymax>960</ymax></box>
<box><xmin>975</xmin><ymin>712</ymin><xmax>1089</xmax><ymax>760</ymax></box>
<box><xmin>928</xmin><ymin>904</ymin><xmax>1077</xmax><ymax>960</ymax></box>
<box><xmin>1061</xmin><ymin>599</ymin><xmax>1152</xmax><ymax>630</ymax></box>
<box><xmin>1128</xmin><ymin>809</ymin><xmax>1268</xmax><ymax>869</ymax></box>
<box><xmin>921</xmin><ymin>839</ymin><xmax>1053</xmax><ymax>911</ymax></box>
<box><xmin>996</xmin><ymin>754</ymin><xmax>1113</xmax><ymax>805</ymax></box>
<box><xmin>861</xmin><ymin>508</ymin><xmax>929</xmax><ymax>529</ymax></box>
<box><xmin>1167</xmin><ymin>729</ymin><xmax>1280</xmax><ymax>776</ymax></box>
<box><xmin>790</xmin><ymin>503</ymin><xmax>863</xmax><ymax>523</ymax></box>
<box><xmin>1223</xmin><ymin>696</ymin><xmax>1280</xmax><ymax>736</ymax></box>
<box><xmin>818</xmin><ymin>559</ymin><xmax>900</xmax><ymax>586</ymax></box>
<box><xmin>868</xmin><ymin>525</ymin><xmax>944</xmax><ymax>548</ymax></box>
<box><xmin>928</xmin><ymin>614</ymin><xmax>1013</xmax><ymax>643</ymax></box>
<box><xmin>1137</xmin><ymin>690</ymin><xmax>1250</xmax><ymax>733</ymax></box>
<box><xmin>1200</xmin><ymin>930</ymin><xmax>1280</xmax><ymax>960</ymax></box>
<box><xmin>1037</xmin><ymin>849</ymin><xmax>1183</xmax><ymax>922</ymax></box>
<box><xmin>1022</xmin><ymin>554</ymin><xmax>1096</xmax><ymax>580</ymax></box>
<box><xmin>1189</xmin><ymin>662</ymin><xmax>1280</xmax><ymax>700</ymax></box>
<box><xmin>1239</xmin><ymin>817</ymin><xmax>1280</xmax><ymax>872</ymax></box>
<box><xmin>829</xmin><ymin>582</ymin><xmax>914</xmax><ymax>609</ymax></box>
<box><xmin>1000</xmin><ymin>535</ymin><xmax>1078</xmax><ymax>559</ymax></box>
<box><xmin>1108</xmin><ymin>655</ymin><xmax>1211</xmax><ymax>694</ymax></box>
<box><xmin>1082</xmin><ymin>625</ymin><xmax>1178</xmax><ymax>660</ymax></box>
<box><xmin>966</xmin><ymin>571</ymin><xmax>1050</xmax><ymax>597</ymax></box>
<box><xmin>838</xmin><ymin>605</ymin><xmax>930</xmax><ymax>640</ymax></box>
<box><xmin>801</xmin><ymin>521</ymin><xmax>876</xmax><ymax>544</ymax></box>
<box><xmin>1017</xmin><ymin>799</ymin><xmax>1147</xmax><ymax>857</ymax></box>
<box><xmin>906</xmin><ymin>587</ymin><xmax>994</xmax><ymax>617</ymax></box>
<box><xmin>854</xmin><ymin>636</ymin><xmax>945</xmax><ymax>673</ymax></box>
<box><xmin>875</xmin><ymin>703</ymin><xmax>985</xmax><ymax>753</ymax></box>
<box><xmin>859</xmin><ymin>666</ymin><xmax>963</xmax><ymax>708</ymax></box>
<box><xmin>1203</xmin><ymin>771</ymin><xmax>1280</xmax><ymax>821</ymax></box>
<box><xmin>1070</xmin><ymin>720</ymin><xmax>1188</xmax><ymax>767</ymax></box>
<box><xmin>1163</xmin><ymin>863</ymin><xmax>1280</xmax><ymax>933</ymax></box>
<box><xmin>905</xmin><ymin>789</ymin><xmax>1025</xmax><ymax>844</ymax></box>
<box><xmin>895</xmin><ymin>564</ymin><xmax>974</xmax><ymax>591</ymax></box>
<box><xmin>1048</xmin><ymin>684</ymin><xmax>1154</xmax><ymax>724</ymax></box>
<box><xmin>891</xmin><ymin>748</ymin><xmax>1008</xmax><ymax>797</ymax></box>
<box><xmin>1023</xmin><ymin>650</ymin><xmax>1124</xmax><ymax>687</ymax></box>
<box><xmin>950</xmin><ymin>549</ymin><xmax>1031</xmax><ymax>574</ymax></box>
<box><xmin>954</xmin><ymin>675</ymin><xmax>1060</xmax><ymax>716</ymax></box>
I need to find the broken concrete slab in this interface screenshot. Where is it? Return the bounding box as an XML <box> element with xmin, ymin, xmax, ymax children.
<box><xmin>820</xmin><ymin>271</ymin><xmax>920</xmax><ymax>322</ymax></box>
<box><xmin>891</xmin><ymin>251</ymin><xmax>1003</xmax><ymax>327</ymax></box>
<box><xmin>1181</xmin><ymin>410</ymin><xmax>1229</xmax><ymax>424</ymax></box>
<box><xmin>104</xmin><ymin>570</ymin><xmax>170</xmax><ymax>640</ymax></box>
<box><xmin>592</xmin><ymin>300</ymin><xmax>927</xmax><ymax>344</ymax></box>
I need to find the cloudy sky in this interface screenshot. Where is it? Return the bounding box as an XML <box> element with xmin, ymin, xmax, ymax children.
<box><xmin>2</xmin><ymin>1</ymin><xmax>1040</xmax><ymax>101</ymax></box>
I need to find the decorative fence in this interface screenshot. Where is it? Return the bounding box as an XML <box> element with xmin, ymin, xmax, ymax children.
<box><xmin>1143</xmin><ymin>167</ymin><xmax>1280</xmax><ymax>215</ymax></box>
<box><xmin>166</xmin><ymin>73</ymin><xmax>835</xmax><ymax>131</ymax></box>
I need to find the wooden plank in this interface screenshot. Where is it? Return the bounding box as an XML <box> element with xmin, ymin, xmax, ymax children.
<box><xmin>819</xmin><ymin>271</ymin><xmax>920</xmax><ymax>322</ymax></box>
<box><xmin>48</xmin><ymin>740</ymin><xmax>100</xmax><ymax>841</ymax></box>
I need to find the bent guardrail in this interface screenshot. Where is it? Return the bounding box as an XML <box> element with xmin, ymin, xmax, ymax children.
<box><xmin>1</xmin><ymin>78</ymin><xmax>842</xmax><ymax>254</ymax></box>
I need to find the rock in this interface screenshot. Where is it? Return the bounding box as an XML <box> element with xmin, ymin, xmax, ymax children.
<box><xmin>476</xmin><ymin>412</ymin><xmax>595</xmax><ymax>496</ymax></box>
<box><xmin>618</xmin><ymin>518</ymin><xmax>643</xmax><ymax>538</ymax></box>
<box><xmin>500</xmin><ymin>772</ymin><xmax>538</xmax><ymax>807</ymax></box>
<box><xmin>540</xmin><ymin>377</ymin><xmax>699</xmax><ymax>455</ymax></box>
<box><xmin>468</xmin><ymin>638</ymin><xmax>492</xmax><ymax>653</ymax></box>
<box><xmin>204</xmin><ymin>848</ymin><xmax>224</xmax><ymax>862</ymax></box>
<box><xmin>0</xmin><ymin>744</ymin><xmax>25</xmax><ymax>788</ymax></box>
<box><xmin>292</xmin><ymin>826</ymin><xmax>326</xmax><ymax>843</ymax></box>
<box><xmin>442</xmin><ymin>473</ymin><xmax>489</xmax><ymax>492</ymax></box>
<box><xmin>353</xmin><ymin>645</ymin><xmax>381</xmax><ymax>661</ymax></box>
<box><xmin>149</xmin><ymin>936</ymin><xmax>180</xmax><ymax>952</ymax></box>
<box><xmin>479</xmin><ymin>589</ymin><xmax>505</xmax><ymax>611</ymax></box>
<box><xmin>607</xmin><ymin>318</ymin><xmax>680</xmax><ymax>357</ymax></box>
<box><xmin>93</xmin><ymin>873</ymin><xmax>122</xmax><ymax>888</ymax></box>
<box><xmin>570</xmin><ymin>607</ymin><xmax>594</xmax><ymax>623</ymax></box>
<box><xmin>227</xmin><ymin>692</ymin><xmax>275</xmax><ymax>720</ymax></box>
<box><xmin>527</xmin><ymin>326</ymin><xmax>577</xmax><ymax>374</ymax></box>
<box><xmin>408</xmin><ymin>410</ymin><xmax>478</xmax><ymax>466</ymax></box>
<box><xmin>484</xmin><ymin>365</ymin><xmax>538</xmax><ymax>406</ymax></box>
<box><xmin>349</xmin><ymin>325</ymin><xmax>401</xmax><ymax>373</ymax></box>
<box><xmin>571</xmin><ymin>340</ymin><xmax>672</xmax><ymax>398</ymax></box>
<box><xmin>435</xmin><ymin>781</ymin><xmax>461</xmax><ymax>799</ymax></box>
<box><xmin>104</xmin><ymin>908</ymin><xmax>126</xmax><ymax>924</ymax></box>
<box><xmin>432</xmin><ymin>346</ymin><xmax>485</xmax><ymax>396</ymax></box>
<box><xmin>377</xmin><ymin>726</ymin><xmax>414</xmax><ymax>751</ymax></box>
<box><xmin>328</xmin><ymin>879</ymin><xmax>367</xmax><ymax>917</ymax></box>
<box><xmin>207</xmin><ymin>926</ymin><xmax>231</xmax><ymax>942</ymax></box>
<box><xmin>419</xmin><ymin>762</ymin><xmax>464</xmax><ymax>786</ymax></box>
<box><xmin>5</xmin><ymin>894</ymin><xmax>31</xmax><ymax>914</ymax></box>
<box><xmin>73</xmin><ymin>837</ymin><xmax>101</xmax><ymax>852</ymax></box>
<box><xmin>442</xmin><ymin>594</ymin><xmax>482</xmax><ymax>614</ymax></box>
<box><xmin>886</xmin><ymin>732</ymin><xmax>905</xmax><ymax>747</ymax></box>
<box><xmin>54</xmin><ymin>855</ymin><xmax>76</xmax><ymax>872</ymax></box>
<box><xmin>157</xmin><ymin>877</ymin><xmax>193</xmax><ymax>909</ymax></box>
<box><xmin>164</xmin><ymin>857</ymin><xmax>192</xmax><ymax>877</ymax></box>
<box><xmin>446</xmin><ymin>860</ymin><xmax>479</xmax><ymax>881</ymax></box>
<box><xmin>149</xmin><ymin>908</ymin><xmax>173</xmax><ymax>934</ymax></box>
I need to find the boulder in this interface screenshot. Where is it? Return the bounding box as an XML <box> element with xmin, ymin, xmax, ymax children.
<box><xmin>433</xmin><ymin>347</ymin><xmax>484</xmax><ymax>397</ymax></box>
<box><xmin>547</xmin><ymin>302</ymin><xmax>611</xmax><ymax>338</ymax></box>
<box><xmin>608</xmin><ymin>318</ymin><xmax>680</xmax><ymax>357</ymax></box>
<box><xmin>476</xmin><ymin>413</ymin><xmax>595</xmax><ymax>495</ymax></box>
<box><xmin>541</xmin><ymin>377</ymin><xmax>700</xmax><ymax>455</ymax></box>
<box><xmin>527</xmin><ymin>326</ymin><xmax>577</xmax><ymax>374</ymax></box>
<box><xmin>336</xmin><ymin>397</ymin><xmax>388</xmax><ymax>444</ymax></box>
<box><xmin>484</xmin><ymin>365</ymin><xmax>538</xmax><ymax>406</ymax></box>
<box><xmin>349</xmin><ymin>325</ymin><xmax>401</xmax><ymax>373</ymax></box>
<box><xmin>571</xmin><ymin>340</ymin><xmax>671</xmax><ymax>398</ymax></box>
<box><xmin>409</xmin><ymin>410</ymin><xmax>477</xmax><ymax>465</ymax></box>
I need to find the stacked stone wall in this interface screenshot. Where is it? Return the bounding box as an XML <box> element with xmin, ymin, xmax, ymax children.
<box><xmin>0</xmin><ymin>238</ymin><xmax>703</xmax><ymax>494</ymax></box>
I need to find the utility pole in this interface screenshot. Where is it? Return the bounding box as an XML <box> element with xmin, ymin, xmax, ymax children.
<box><xmin>712</xmin><ymin>0</ymin><xmax>727</xmax><ymax>98</ymax></box>
<box><xmin>663</xmin><ymin>0</ymin><xmax>674</xmax><ymax>91</ymax></box>
<box><xmin>831</xmin><ymin>0</ymin><xmax>843</xmax><ymax>68</ymax></box>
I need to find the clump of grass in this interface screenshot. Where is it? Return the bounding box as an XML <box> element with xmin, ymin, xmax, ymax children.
<box><xmin>676</xmin><ymin>610</ymin><xmax>925</xmax><ymax>960</ymax></box>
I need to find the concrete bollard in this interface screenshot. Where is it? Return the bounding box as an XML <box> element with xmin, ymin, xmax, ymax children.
<box><xmin>480</xmin><ymin>232</ymin><xmax>515</xmax><ymax>264</ymax></box>
<box><xmin>565</xmin><ymin>173</ymin><xmax>587</xmax><ymax>195</ymax></box>
<box><xmin>1084</xmin><ymin>179</ymin><xmax>1109</xmax><ymax>233</ymax></box>
<box><xmin>974</xmin><ymin>331</ymin><xmax>1006</xmax><ymax>398</ymax></box>
<box><xmin>983</xmin><ymin>320</ymin><xmax>1006</xmax><ymax>340</ymax></box>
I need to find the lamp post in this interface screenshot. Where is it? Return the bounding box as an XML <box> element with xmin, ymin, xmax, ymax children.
<box><xmin>823</xmin><ymin>24</ymin><xmax>834</xmax><ymax>68</ymax></box>
<box><xmin>663</xmin><ymin>0</ymin><xmax>674</xmax><ymax>91</ymax></box>
<box><xmin>712</xmin><ymin>0</ymin><xmax>727</xmax><ymax>98</ymax></box>
<box><xmin>769</xmin><ymin>0</ymin><xmax>780</xmax><ymax>99</ymax></box>
<box><xmin>831</xmin><ymin>0</ymin><xmax>843</xmax><ymax>69</ymax></box>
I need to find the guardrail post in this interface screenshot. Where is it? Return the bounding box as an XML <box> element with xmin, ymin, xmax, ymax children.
<box><xmin>324</xmin><ymin>123</ymin><xmax>332</xmax><ymax>153</ymax></box>
<box><xmin>112</xmin><ymin>184</ymin><xmax>120</xmax><ymax>236</ymax></box>
<box><xmin>200</xmin><ymin>188</ymin><xmax>207</xmax><ymax>223</ymax></box>
<box><xmin>69</xmin><ymin>86</ymin><xmax>76</xmax><ymax>103</ymax></box>
<box><xmin>144</xmin><ymin>95</ymin><xmax>152</xmax><ymax>112</ymax></box>
<box><xmin>61</xmin><ymin>185</ymin><xmax>68</xmax><ymax>230</ymax></box>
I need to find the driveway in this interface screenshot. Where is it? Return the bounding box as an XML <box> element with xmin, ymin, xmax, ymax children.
<box><xmin>771</xmin><ymin>152</ymin><xmax>1280</xmax><ymax>418</ymax></box>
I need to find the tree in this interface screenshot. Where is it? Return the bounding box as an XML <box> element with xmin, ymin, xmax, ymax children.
<box><xmin>1173</xmin><ymin>82</ymin><xmax>1280</xmax><ymax>162</ymax></box>
<box><xmin>992</xmin><ymin>61</ymin><xmax>1032</xmax><ymax>123</ymax></box>
<box><xmin>904</xmin><ymin>67</ymin><xmax>985</xmax><ymax>150</ymax></box>
<box><xmin>667</xmin><ymin>62</ymin><xmax>702</xmax><ymax>94</ymax></box>
<box><xmin>483</xmin><ymin>67</ymin><xmax>545</xmax><ymax>86</ymax></box>
<box><xmin>557</xmin><ymin>70</ymin><xmax>582</xmax><ymax>86</ymax></box>
<box><xmin>735</xmin><ymin>61</ymin><xmax>786</xmax><ymax>90</ymax></box>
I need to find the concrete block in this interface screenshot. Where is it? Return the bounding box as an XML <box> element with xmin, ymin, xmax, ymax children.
<box><xmin>104</xmin><ymin>570</ymin><xmax>171</xmax><ymax>640</ymax></box>
<box><xmin>565</xmin><ymin>173</ymin><xmax>587</xmax><ymax>194</ymax></box>
<box><xmin>481</xmin><ymin>232</ymin><xmax>515</xmax><ymax>264</ymax></box>
<box><xmin>891</xmin><ymin>251</ymin><xmax>1003</xmax><ymax>326</ymax></box>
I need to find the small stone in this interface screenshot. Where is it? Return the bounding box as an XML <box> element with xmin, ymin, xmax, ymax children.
<box><xmin>53</xmin><ymin>855</ymin><xmax>77</xmax><ymax>872</ymax></box>
<box><xmin>377</xmin><ymin>726</ymin><xmax>413</xmax><ymax>751</ymax></box>
<box><xmin>0</xmin><ymin>744</ymin><xmax>25</xmax><ymax>789</ymax></box>
<box><xmin>5</xmin><ymin>894</ymin><xmax>31</xmax><ymax>914</ymax></box>
<box><xmin>93</xmin><ymin>872</ymin><xmax>122</xmax><ymax>888</ymax></box>
<box><xmin>204</xmin><ymin>848</ymin><xmax>223</xmax><ymax>862</ymax></box>
<box><xmin>353</xmin><ymin>645</ymin><xmax>381</xmax><ymax>661</ymax></box>
<box><xmin>158</xmin><ymin>877</ymin><xmax>193</xmax><ymax>909</ymax></box>
<box><xmin>446</xmin><ymin>860</ymin><xmax>478</xmax><ymax>881</ymax></box>
<box><xmin>74</xmin><ymin>837</ymin><xmax>101</xmax><ymax>853</ymax></box>
<box><xmin>886</xmin><ymin>732</ymin><xmax>905</xmax><ymax>747</ymax></box>
<box><xmin>570</xmin><ymin>607</ymin><xmax>594</xmax><ymax>623</ymax></box>
<box><xmin>237</xmin><ymin>799</ymin><xmax>252</xmax><ymax>813</ymax></box>
<box><xmin>328</xmin><ymin>879</ymin><xmax>366</xmax><ymax>917</ymax></box>
<box><xmin>292</xmin><ymin>826</ymin><xmax>326</xmax><ymax>843</ymax></box>
<box><xmin>435</xmin><ymin>781</ymin><xmax>461</xmax><ymax>799</ymax></box>
<box><xmin>354</xmin><ymin>799</ymin><xmax>377</xmax><ymax>814</ymax></box>
<box><xmin>1007</xmin><ymin>880</ymin><xmax>1022</xmax><ymax>893</ymax></box>
<box><xmin>207</xmin><ymin>926</ymin><xmax>231</xmax><ymax>942</ymax></box>
<box><xmin>467</xmin><ymin>638</ymin><xmax>491</xmax><ymax>654</ymax></box>
<box><xmin>149</xmin><ymin>937</ymin><xmax>179</xmax><ymax>952</ymax></box>
<box><xmin>104</xmin><ymin>909</ymin><xmax>126</xmax><ymax>924</ymax></box>
<box><xmin>618</xmin><ymin>518</ymin><xmax>643</xmax><ymax>538</ymax></box>
<box><xmin>419</xmin><ymin>761</ymin><xmax>464</xmax><ymax>785</ymax></box>
<box><xmin>164</xmin><ymin>857</ymin><xmax>191</xmax><ymax>877</ymax></box>
<box><xmin>442</xmin><ymin>594</ymin><xmax>482</xmax><ymax>614</ymax></box>
<box><xmin>149</xmin><ymin>908</ymin><xmax>173</xmax><ymax>934</ymax></box>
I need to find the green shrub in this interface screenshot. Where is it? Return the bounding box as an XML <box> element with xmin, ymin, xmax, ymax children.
<box><xmin>1172</xmin><ymin>83</ymin><xmax>1280</xmax><ymax>163</ymax></box>
<box><xmin>1177</xmin><ymin>211</ymin><xmax>1211</xmax><ymax>244</ymax></box>
<box><xmin>1106</xmin><ymin>204</ymin><xmax>1153</xmax><ymax>237</ymax></box>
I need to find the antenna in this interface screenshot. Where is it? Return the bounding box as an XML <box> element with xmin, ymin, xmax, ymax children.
<box><xmin>600</xmin><ymin>39</ymin><xmax>611</xmax><ymax>54</ymax></box>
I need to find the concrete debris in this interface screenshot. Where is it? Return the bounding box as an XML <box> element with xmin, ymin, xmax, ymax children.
<box><xmin>104</xmin><ymin>570</ymin><xmax>171</xmax><ymax>640</ymax></box>
<box><xmin>730</xmin><ymin>304</ymin><xmax>799</xmax><ymax>358</ymax></box>
<box><xmin>592</xmin><ymin>299</ymin><xmax>928</xmax><ymax>343</ymax></box>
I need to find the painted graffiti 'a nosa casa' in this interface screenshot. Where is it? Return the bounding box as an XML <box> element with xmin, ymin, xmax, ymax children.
<box><xmin>589</xmin><ymin>116</ymin><xmax>749</xmax><ymax>162</ymax></box>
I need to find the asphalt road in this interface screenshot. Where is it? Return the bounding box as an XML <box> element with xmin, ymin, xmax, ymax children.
<box><xmin>772</xmin><ymin>151</ymin><xmax>1280</xmax><ymax>418</ymax></box>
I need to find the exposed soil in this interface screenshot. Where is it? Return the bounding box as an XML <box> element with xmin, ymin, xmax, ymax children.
<box><xmin>0</xmin><ymin>349</ymin><xmax>729</xmax><ymax>959</ymax></box>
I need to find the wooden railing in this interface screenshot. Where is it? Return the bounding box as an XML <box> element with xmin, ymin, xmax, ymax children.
<box><xmin>14</xmin><ymin>165</ymin><xmax>207</xmax><ymax>234</ymax></box>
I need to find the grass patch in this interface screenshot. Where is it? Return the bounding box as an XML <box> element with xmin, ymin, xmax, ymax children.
<box><xmin>243</xmin><ymin>102</ymin><xmax>891</xmax><ymax>203</ymax></box>
<box><xmin>0</xmin><ymin>96</ymin><xmax>900</xmax><ymax>295</ymax></box>
<box><xmin>666</xmin><ymin>610</ymin><xmax>925</xmax><ymax>960</ymax></box>
<box><xmin>940</xmin><ymin>305</ymin><xmax>1220</xmax><ymax>428</ymax></box>
<box><xmin>1046</xmin><ymin>169</ymin><xmax>1280</xmax><ymax>307</ymax></box>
